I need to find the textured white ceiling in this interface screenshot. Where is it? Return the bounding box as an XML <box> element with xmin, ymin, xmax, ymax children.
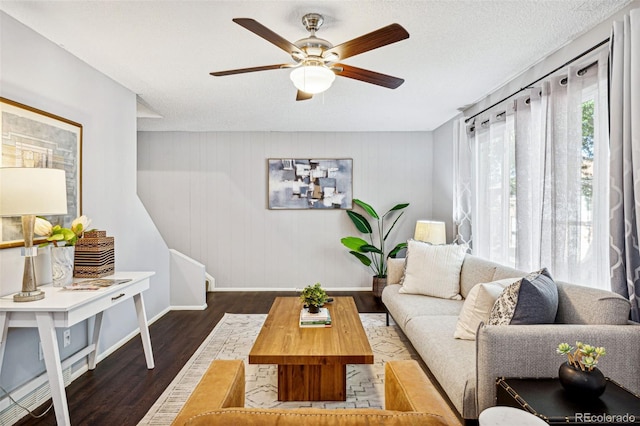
<box><xmin>0</xmin><ymin>1</ymin><xmax>632</xmax><ymax>132</ymax></box>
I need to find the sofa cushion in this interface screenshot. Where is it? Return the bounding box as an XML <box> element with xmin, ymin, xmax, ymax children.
<box><xmin>400</xmin><ymin>240</ymin><xmax>466</xmax><ymax>300</ymax></box>
<box><xmin>404</xmin><ymin>315</ymin><xmax>477</xmax><ymax>419</ymax></box>
<box><xmin>387</xmin><ymin>257</ymin><xmax>406</xmax><ymax>285</ymax></box>
<box><xmin>459</xmin><ymin>254</ymin><xmax>499</xmax><ymax>298</ymax></box>
<box><xmin>383</xmin><ymin>284</ymin><xmax>464</xmax><ymax>329</ymax></box>
<box><xmin>491</xmin><ymin>264</ymin><xmax>527</xmax><ymax>281</ymax></box>
<box><xmin>454</xmin><ymin>278</ymin><xmax>518</xmax><ymax>340</ymax></box>
<box><xmin>184</xmin><ymin>408</ymin><xmax>448</xmax><ymax>425</ymax></box>
<box><xmin>488</xmin><ymin>268</ymin><xmax>558</xmax><ymax>325</ymax></box>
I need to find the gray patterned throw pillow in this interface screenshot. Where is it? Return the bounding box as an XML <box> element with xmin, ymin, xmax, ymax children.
<box><xmin>488</xmin><ymin>268</ymin><xmax>558</xmax><ymax>325</ymax></box>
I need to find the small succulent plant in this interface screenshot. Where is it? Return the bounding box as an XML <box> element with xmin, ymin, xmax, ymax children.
<box><xmin>557</xmin><ymin>342</ymin><xmax>606</xmax><ymax>372</ymax></box>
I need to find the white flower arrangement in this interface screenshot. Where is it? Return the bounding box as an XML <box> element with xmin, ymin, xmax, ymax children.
<box><xmin>34</xmin><ymin>215</ymin><xmax>92</xmax><ymax>247</ymax></box>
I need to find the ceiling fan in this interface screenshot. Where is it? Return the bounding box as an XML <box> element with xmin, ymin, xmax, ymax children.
<box><xmin>210</xmin><ymin>13</ymin><xmax>410</xmax><ymax>101</ymax></box>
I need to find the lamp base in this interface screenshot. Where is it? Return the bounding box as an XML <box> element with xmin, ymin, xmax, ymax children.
<box><xmin>13</xmin><ymin>290</ymin><xmax>45</xmax><ymax>302</ymax></box>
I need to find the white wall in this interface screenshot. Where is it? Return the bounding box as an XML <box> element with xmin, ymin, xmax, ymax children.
<box><xmin>464</xmin><ymin>0</ymin><xmax>640</xmax><ymax>118</ymax></box>
<box><xmin>0</xmin><ymin>12</ymin><xmax>169</xmax><ymax>394</ymax></box>
<box><xmin>431</xmin><ymin>117</ymin><xmax>457</xmax><ymax>243</ymax></box>
<box><xmin>138</xmin><ymin>131</ymin><xmax>434</xmax><ymax>290</ymax></box>
<box><xmin>432</xmin><ymin>1</ymin><xmax>640</xmax><ymax>240</ymax></box>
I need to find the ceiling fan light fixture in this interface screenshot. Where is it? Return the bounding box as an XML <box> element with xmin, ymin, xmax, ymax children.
<box><xmin>289</xmin><ymin>65</ymin><xmax>335</xmax><ymax>94</ymax></box>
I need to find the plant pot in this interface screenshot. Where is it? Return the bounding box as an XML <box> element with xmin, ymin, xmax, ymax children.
<box><xmin>373</xmin><ymin>276</ymin><xmax>387</xmax><ymax>298</ymax></box>
<box><xmin>558</xmin><ymin>362</ymin><xmax>606</xmax><ymax>399</ymax></box>
<box><xmin>51</xmin><ymin>246</ymin><xmax>75</xmax><ymax>287</ymax></box>
<box><xmin>308</xmin><ymin>304</ymin><xmax>320</xmax><ymax>314</ymax></box>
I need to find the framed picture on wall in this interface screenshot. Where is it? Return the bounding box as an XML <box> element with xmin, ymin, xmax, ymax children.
<box><xmin>0</xmin><ymin>97</ymin><xmax>83</xmax><ymax>248</ymax></box>
<box><xmin>267</xmin><ymin>158</ymin><xmax>353</xmax><ymax>209</ymax></box>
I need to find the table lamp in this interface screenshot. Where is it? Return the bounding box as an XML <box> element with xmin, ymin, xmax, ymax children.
<box><xmin>414</xmin><ymin>220</ymin><xmax>446</xmax><ymax>244</ymax></box>
<box><xmin>0</xmin><ymin>167</ymin><xmax>68</xmax><ymax>302</ymax></box>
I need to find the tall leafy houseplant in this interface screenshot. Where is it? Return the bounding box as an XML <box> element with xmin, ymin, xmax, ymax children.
<box><xmin>341</xmin><ymin>199</ymin><xmax>409</xmax><ymax>278</ymax></box>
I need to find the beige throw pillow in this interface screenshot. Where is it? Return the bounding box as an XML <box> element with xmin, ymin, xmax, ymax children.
<box><xmin>399</xmin><ymin>240</ymin><xmax>466</xmax><ymax>299</ymax></box>
<box><xmin>453</xmin><ymin>278</ymin><xmax>519</xmax><ymax>340</ymax></box>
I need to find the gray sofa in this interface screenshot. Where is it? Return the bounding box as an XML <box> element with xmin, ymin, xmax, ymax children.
<box><xmin>382</xmin><ymin>254</ymin><xmax>640</xmax><ymax>421</ymax></box>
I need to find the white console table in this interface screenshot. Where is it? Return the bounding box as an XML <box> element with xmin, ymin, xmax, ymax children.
<box><xmin>0</xmin><ymin>271</ymin><xmax>155</xmax><ymax>425</ymax></box>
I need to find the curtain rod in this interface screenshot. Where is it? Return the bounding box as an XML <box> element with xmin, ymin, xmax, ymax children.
<box><xmin>464</xmin><ymin>37</ymin><xmax>610</xmax><ymax>123</ymax></box>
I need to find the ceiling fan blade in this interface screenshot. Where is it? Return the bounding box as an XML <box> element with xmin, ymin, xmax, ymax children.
<box><xmin>233</xmin><ymin>18</ymin><xmax>303</xmax><ymax>56</ymax></box>
<box><xmin>326</xmin><ymin>23</ymin><xmax>409</xmax><ymax>61</ymax></box>
<box><xmin>334</xmin><ymin>64</ymin><xmax>405</xmax><ymax>89</ymax></box>
<box><xmin>210</xmin><ymin>64</ymin><xmax>287</xmax><ymax>77</ymax></box>
<box><xmin>296</xmin><ymin>90</ymin><xmax>313</xmax><ymax>101</ymax></box>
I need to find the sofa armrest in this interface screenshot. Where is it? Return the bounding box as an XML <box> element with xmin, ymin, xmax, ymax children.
<box><xmin>476</xmin><ymin>323</ymin><xmax>640</xmax><ymax>415</ymax></box>
<box><xmin>385</xmin><ymin>360</ymin><xmax>458</xmax><ymax>425</ymax></box>
<box><xmin>172</xmin><ymin>359</ymin><xmax>245</xmax><ymax>425</ymax></box>
<box><xmin>387</xmin><ymin>258</ymin><xmax>405</xmax><ymax>285</ymax></box>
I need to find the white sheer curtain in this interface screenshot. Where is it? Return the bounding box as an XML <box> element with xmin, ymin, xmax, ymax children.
<box><xmin>472</xmin><ymin>107</ymin><xmax>515</xmax><ymax>264</ymax></box>
<box><xmin>514</xmin><ymin>89</ymin><xmax>545</xmax><ymax>271</ymax></box>
<box><xmin>457</xmin><ymin>48</ymin><xmax>610</xmax><ymax>288</ymax></box>
<box><xmin>538</xmin><ymin>51</ymin><xmax>610</xmax><ymax>288</ymax></box>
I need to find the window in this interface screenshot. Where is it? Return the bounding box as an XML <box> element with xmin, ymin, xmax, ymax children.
<box><xmin>458</xmin><ymin>49</ymin><xmax>610</xmax><ymax>288</ymax></box>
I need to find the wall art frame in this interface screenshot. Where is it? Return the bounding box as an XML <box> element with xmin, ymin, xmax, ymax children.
<box><xmin>0</xmin><ymin>97</ymin><xmax>83</xmax><ymax>249</ymax></box>
<box><xmin>267</xmin><ymin>158</ymin><xmax>353</xmax><ymax>210</ymax></box>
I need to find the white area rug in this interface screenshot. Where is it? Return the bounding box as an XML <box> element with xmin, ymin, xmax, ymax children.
<box><xmin>138</xmin><ymin>313</ymin><xmax>417</xmax><ymax>425</ymax></box>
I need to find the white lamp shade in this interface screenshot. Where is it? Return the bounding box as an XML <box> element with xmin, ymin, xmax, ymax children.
<box><xmin>0</xmin><ymin>168</ymin><xmax>68</xmax><ymax>216</ymax></box>
<box><xmin>290</xmin><ymin>65</ymin><xmax>336</xmax><ymax>94</ymax></box>
<box><xmin>414</xmin><ymin>220</ymin><xmax>446</xmax><ymax>244</ymax></box>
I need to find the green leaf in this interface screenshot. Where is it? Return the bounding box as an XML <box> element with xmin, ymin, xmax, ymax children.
<box><xmin>383</xmin><ymin>211</ymin><xmax>406</xmax><ymax>241</ymax></box>
<box><xmin>60</xmin><ymin>228</ymin><xmax>76</xmax><ymax>241</ymax></box>
<box><xmin>48</xmin><ymin>234</ymin><xmax>64</xmax><ymax>241</ymax></box>
<box><xmin>346</xmin><ymin>210</ymin><xmax>372</xmax><ymax>234</ymax></box>
<box><xmin>349</xmin><ymin>251</ymin><xmax>372</xmax><ymax>266</ymax></box>
<box><xmin>388</xmin><ymin>242</ymin><xmax>408</xmax><ymax>258</ymax></box>
<box><xmin>341</xmin><ymin>236</ymin><xmax>368</xmax><ymax>251</ymax></box>
<box><xmin>388</xmin><ymin>203</ymin><xmax>410</xmax><ymax>212</ymax></box>
<box><xmin>360</xmin><ymin>244</ymin><xmax>383</xmax><ymax>254</ymax></box>
<box><xmin>353</xmin><ymin>199</ymin><xmax>379</xmax><ymax>219</ymax></box>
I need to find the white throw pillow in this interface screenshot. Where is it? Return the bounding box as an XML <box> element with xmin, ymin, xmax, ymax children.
<box><xmin>399</xmin><ymin>240</ymin><xmax>467</xmax><ymax>299</ymax></box>
<box><xmin>453</xmin><ymin>278</ymin><xmax>519</xmax><ymax>340</ymax></box>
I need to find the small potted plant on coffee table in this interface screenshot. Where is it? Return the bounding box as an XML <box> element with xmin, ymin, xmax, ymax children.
<box><xmin>300</xmin><ymin>283</ymin><xmax>328</xmax><ymax>314</ymax></box>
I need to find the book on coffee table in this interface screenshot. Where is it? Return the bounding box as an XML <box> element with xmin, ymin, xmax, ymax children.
<box><xmin>299</xmin><ymin>307</ymin><xmax>332</xmax><ymax>327</ymax></box>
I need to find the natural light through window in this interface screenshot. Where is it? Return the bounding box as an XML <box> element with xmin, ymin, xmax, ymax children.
<box><xmin>580</xmin><ymin>97</ymin><xmax>595</xmax><ymax>263</ymax></box>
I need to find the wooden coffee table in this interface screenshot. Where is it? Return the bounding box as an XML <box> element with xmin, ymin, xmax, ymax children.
<box><xmin>249</xmin><ymin>296</ymin><xmax>374</xmax><ymax>401</ymax></box>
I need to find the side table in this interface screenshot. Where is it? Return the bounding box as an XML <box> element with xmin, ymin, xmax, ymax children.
<box><xmin>0</xmin><ymin>272</ymin><xmax>155</xmax><ymax>426</ymax></box>
<box><xmin>496</xmin><ymin>377</ymin><xmax>640</xmax><ymax>425</ymax></box>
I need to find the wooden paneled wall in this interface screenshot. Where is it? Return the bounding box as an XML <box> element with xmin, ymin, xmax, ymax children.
<box><xmin>137</xmin><ymin>131</ymin><xmax>433</xmax><ymax>290</ymax></box>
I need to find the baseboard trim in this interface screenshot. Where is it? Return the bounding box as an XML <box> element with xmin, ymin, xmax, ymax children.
<box><xmin>170</xmin><ymin>304</ymin><xmax>207</xmax><ymax>311</ymax></box>
<box><xmin>211</xmin><ymin>287</ymin><xmax>371</xmax><ymax>292</ymax></box>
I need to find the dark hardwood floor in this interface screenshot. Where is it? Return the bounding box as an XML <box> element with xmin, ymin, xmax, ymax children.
<box><xmin>16</xmin><ymin>291</ymin><xmax>386</xmax><ymax>425</ymax></box>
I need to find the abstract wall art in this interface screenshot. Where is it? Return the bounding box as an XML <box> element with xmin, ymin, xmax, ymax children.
<box><xmin>268</xmin><ymin>158</ymin><xmax>353</xmax><ymax>209</ymax></box>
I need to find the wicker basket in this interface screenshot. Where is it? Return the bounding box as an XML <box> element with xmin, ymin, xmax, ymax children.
<box><xmin>73</xmin><ymin>230</ymin><xmax>115</xmax><ymax>278</ymax></box>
